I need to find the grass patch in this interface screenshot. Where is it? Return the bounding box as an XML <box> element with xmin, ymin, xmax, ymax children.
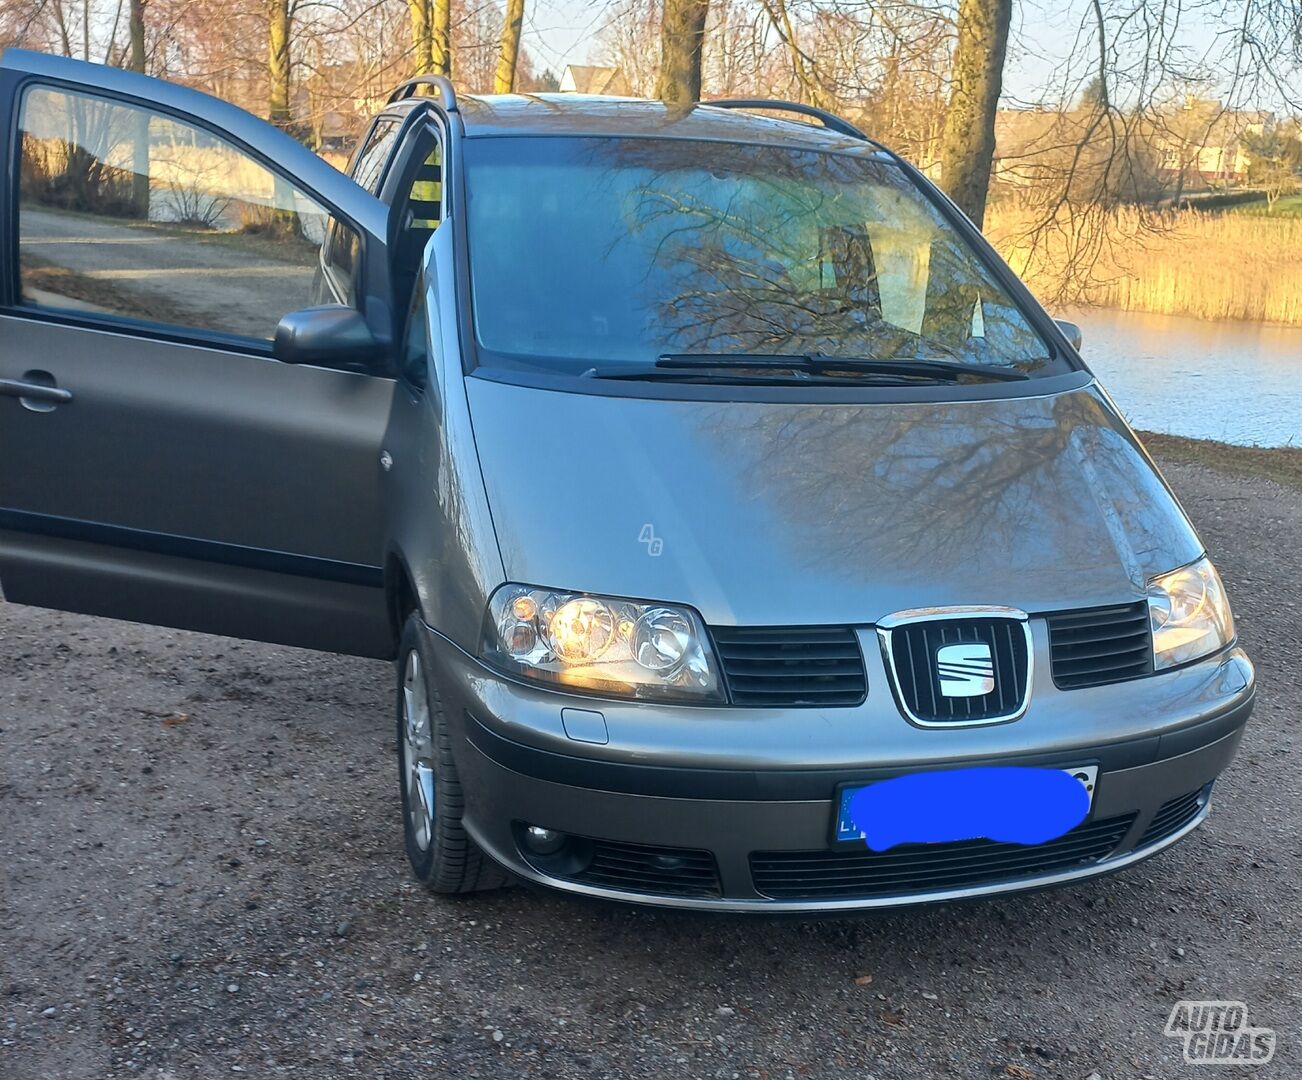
<box><xmin>1237</xmin><ymin>194</ymin><xmax>1302</xmax><ymax>219</ymax></box>
<box><xmin>1140</xmin><ymin>431</ymin><xmax>1302</xmax><ymax>490</ymax></box>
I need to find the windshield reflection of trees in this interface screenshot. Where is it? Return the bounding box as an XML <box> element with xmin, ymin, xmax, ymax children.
<box><xmin>586</xmin><ymin>137</ymin><xmax>1050</xmax><ymax>370</ymax></box>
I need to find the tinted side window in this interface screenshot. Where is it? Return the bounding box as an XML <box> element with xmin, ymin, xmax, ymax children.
<box><xmin>401</xmin><ymin>287</ymin><xmax>430</xmax><ymax>390</ymax></box>
<box><xmin>351</xmin><ymin>118</ymin><xmax>400</xmax><ymax>195</ymax></box>
<box><xmin>17</xmin><ymin>86</ymin><xmax>349</xmax><ymax>342</ymax></box>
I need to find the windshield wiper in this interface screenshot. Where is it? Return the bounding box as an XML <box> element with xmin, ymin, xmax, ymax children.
<box><xmin>579</xmin><ymin>365</ymin><xmax>923</xmax><ymax>386</ymax></box>
<box><xmin>656</xmin><ymin>353</ymin><xmax>1030</xmax><ymax>382</ymax></box>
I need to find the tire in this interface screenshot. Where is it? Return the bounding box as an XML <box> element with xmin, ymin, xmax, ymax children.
<box><xmin>396</xmin><ymin>612</ymin><xmax>509</xmax><ymax>893</ymax></box>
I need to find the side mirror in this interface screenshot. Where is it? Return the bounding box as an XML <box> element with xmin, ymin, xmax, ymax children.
<box><xmin>274</xmin><ymin>305</ymin><xmax>385</xmax><ymax>369</ymax></box>
<box><xmin>1054</xmin><ymin>319</ymin><xmax>1083</xmax><ymax>352</ymax></box>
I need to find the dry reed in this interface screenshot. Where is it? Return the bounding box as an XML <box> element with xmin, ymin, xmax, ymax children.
<box><xmin>986</xmin><ymin>205</ymin><xmax>1302</xmax><ymax>327</ymax></box>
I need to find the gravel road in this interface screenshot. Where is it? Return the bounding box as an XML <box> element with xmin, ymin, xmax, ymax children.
<box><xmin>2</xmin><ymin>452</ymin><xmax>1298</xmax><ymax>1080</ymax></box>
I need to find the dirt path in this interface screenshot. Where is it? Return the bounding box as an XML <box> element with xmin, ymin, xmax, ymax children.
<box><xmin>19</xmin><ymin>208</ymin><xmax>318</xmax><ymax>336</ymax></box>
<box><xmin>1</xmin><ymin>451</ymin><xmax>1299</xmax><ymax>1080</ymax></box>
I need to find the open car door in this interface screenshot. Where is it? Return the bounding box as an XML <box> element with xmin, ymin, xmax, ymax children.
<box><xmin>0</xmin><ymin>50</ymin><xmax>399</xmax><ymax>657</ymax></box>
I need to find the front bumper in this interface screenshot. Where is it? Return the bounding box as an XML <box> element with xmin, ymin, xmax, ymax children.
<box><xmin>428</xmin><ymin>621</ymin><xmax>1255</xmax><ymax>912</ymax></box>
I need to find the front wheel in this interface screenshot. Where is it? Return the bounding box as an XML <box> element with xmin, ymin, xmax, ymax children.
<box><xmin>396</xmin><ymin>613</ymin><xmax>509</xmax><ymax>893</ymax></box>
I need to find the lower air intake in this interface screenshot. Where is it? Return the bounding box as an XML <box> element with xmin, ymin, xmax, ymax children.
<box><xmin>750</xmin><ymin>812</ymin><xmax>1136</xmax><ymax>900</ymax></box>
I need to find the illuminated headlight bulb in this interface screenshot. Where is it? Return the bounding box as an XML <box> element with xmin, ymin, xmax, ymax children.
<box><xmin>633</xmin><ymin>608</ymin><xmax>692</xmax><ymax>672</ymax></box>
<box><xmin>548</xmin><ymin>598</ymin><xmax>616</xmax><ymax>663</ymax></box>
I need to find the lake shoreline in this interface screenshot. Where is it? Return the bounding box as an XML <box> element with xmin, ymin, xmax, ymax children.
<box><xmin>1139</xmin><ymin>431</ymin><xmax>1302</xmax><ymax>490</ymax></box>
<box><xmin>1075</xmin><ymin>307</ymin><xmax>1299</xmax><ymax>447</ymax></box>
<box><xmin>1074</xmin><ymin>302</ymin><xmax>1302</xmax><ymax>332</ymax></box>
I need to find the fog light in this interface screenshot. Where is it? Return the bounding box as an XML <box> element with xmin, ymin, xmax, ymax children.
<box><xmin>523</xmin><ymin>825</ymin><xmax>566</xmax><ymax>855</ymax></box>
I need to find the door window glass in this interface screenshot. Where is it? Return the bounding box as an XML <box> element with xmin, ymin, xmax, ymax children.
<box><xmin>351</xmin><ymin>118</ymin><xmax>400</xmax><ymax>194</ymax></box>
<box><xmin>17</xmin><ymin>86</ymin><xmax>355</xmax><ymax>341</ymax></box>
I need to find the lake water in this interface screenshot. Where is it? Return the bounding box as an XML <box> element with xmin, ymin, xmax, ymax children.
<box><xmin>1073</xmin><ymin>308</ymin><xmax>1301</xmax><ymax>447</ymax></box>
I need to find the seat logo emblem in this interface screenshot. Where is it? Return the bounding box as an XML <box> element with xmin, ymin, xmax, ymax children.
<box><xmin>936</xmin><ymin>642</ymin><xmax>995</xmax><ymax>697</ymax></box>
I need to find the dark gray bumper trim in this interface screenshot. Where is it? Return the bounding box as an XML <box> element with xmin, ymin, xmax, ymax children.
<box><xmin>464</xmin><ymin>796</ymin><xmax>1213</xmax><ymax>913</ymax></box>
<box><xmin>464</xmin><ymin>698</ymin><xmax>1251</xmax><ymax>802</ymax></box>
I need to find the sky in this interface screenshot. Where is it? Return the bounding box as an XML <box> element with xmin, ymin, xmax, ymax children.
<box><xmin>514</xmin><ymin>0</ymin><xmax>1290</xmax><ymax>111</ymax></box>
<box><xmin>514</xmin><ymin>0</ymin><xmax>1104</xmax><ymax>97</ymax></box>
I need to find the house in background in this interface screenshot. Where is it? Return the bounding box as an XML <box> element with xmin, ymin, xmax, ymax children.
<box><xmin>559</xmin><ymin>65</ymin><xmax>630</xmax><ymax>96</ymax></box>
<box><xmin>990</xmin><ymin>102</ymin><xmax>1275</xmax><ymax>197</ymax></box>
<box><xmin>1152</xmin><ymin>104</ymin><xmax>1273</xmax><ymax>187</ymax></box>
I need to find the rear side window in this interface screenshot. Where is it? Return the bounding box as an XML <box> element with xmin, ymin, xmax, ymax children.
<box><xmin>16</xmin><ymin>85</ymin><xmax>352</xmax><ymax>342</ymax></box>
<box><xmin>351</xmin><ymin>118</ymin><xmax>400</xmax><ymax>195</ymax></box>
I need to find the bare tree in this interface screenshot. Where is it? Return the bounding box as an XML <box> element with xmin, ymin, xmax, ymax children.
<box><xmin>408</xmin><ymin>0</ymin><xmax>433</xmax><ymax>75</ymax></box>
<box><xmin>759</xmin><ymin>0</ymin><xmax>830</xmax><ymax>107</ymax></box>
<box><xmin>432</xmin><ymin>0</ymin><xmax>451</xmax><ymax>78</ymax></box>
<box><xmin>494</xmin><ymin>0</ymin><xmax>525</xmax><ymax>92</ymax></box>
<box><xmin>658</xmin><ymin>0</ymin><xmax>710</xmax><ymax>103</ymax></box>
<box><xmin>940</xmin><ymin>0</ymin><xmax>1011</xmax><ymax>226</ymax></box>
<box><xmin>596</xmin><ymin>0</ymin><xmax>664</xmax><ymax>97</ymax></box>
<box><xmin>1243</xmin><ymin>123</ymin><xmax>1302</xmax><ymax>208</ymax></box>
<box><xmin>128</xmin><ymin>0</ymin><xmax>146</xmax><ymax>71</ymax></box>
<box><xmin>267</xmin><ymin>0</ymin><xmax>293</xmax><ymax>128</ymax></box>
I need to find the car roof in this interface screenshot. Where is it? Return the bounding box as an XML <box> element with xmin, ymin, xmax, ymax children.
<box><xmin>391</xmin><ymin>92</ymin><xmax>876</xmax><ymax>152</ymax></box>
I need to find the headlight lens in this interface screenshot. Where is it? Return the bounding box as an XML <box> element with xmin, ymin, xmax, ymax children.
<box><xmin>1147</xmin><ymin>556</ymin><xmax>1235</xmax><ymax>670</ymax></box>
<box><xmin>482</xmin><ymin>584</ymin><xmax>723</xmax><ymax>702</ymax></box>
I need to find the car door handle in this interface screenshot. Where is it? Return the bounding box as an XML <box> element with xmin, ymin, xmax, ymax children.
<box><xmin>0</xmin><ymin>376</ymin><xmax>73</xmax><ymax>407</ymax></box>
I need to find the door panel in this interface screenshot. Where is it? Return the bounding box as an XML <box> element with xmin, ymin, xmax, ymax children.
<box><xmin>0</xmin><ymin>315</ymin><xmax>397</xmax><ymax>656</ymax></box>
<box><xmin>0</xmin><ymin>52</ymin><xmax>398</xmax><ymax>656</ymax></box>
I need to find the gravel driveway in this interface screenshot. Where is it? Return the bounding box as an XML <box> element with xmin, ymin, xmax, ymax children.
<box><xmin>2</xmin><ymin>452</ymin><xmax>1298</xmax><ymax>1080</ymax></box>
<box><xmin>19</xmin><ymin>208</ymin><xmax>318</xmax><ymax>336</ymax></box>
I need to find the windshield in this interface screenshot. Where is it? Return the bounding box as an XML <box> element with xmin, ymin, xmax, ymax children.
<box><xmin>465</xmin><ymin>136</ymin><xmax>1061</xmax><ymax>379</ymax></box>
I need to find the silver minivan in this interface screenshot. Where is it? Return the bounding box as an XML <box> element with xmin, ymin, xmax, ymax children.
<box><xmin>0</xmin><ymin>52</ymin><xmax>1254</xmax><ymax>911</ymax></box>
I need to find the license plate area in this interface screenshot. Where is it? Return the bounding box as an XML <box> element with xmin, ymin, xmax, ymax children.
<box><xmin>833</xmin><ymin>764</ymin><xmax>1099</xmax><ymax>846</ymax></box>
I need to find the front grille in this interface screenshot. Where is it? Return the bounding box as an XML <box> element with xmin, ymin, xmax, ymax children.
<box><xmin>565</xmin><ymin>839</ymin><xmax>722</xmax><ymax>899</ymax></box>
<box><xmin>885</xmin><ymin>617</ymin><xmax>1028</xmax><ymax>724</ymax></box>
<box><xmin>750</xmin><ymin>812</ymin><xmax>1137</xmax><ymax>900</ymax></box>
<box><xmin>711</xmin><ymin>625</ymin><xmax>867</xmax><ymax>707</ymax></box>
<box><xmin>1047</xmin><ymin>602</ymin><xmax>1153</xmax><ymax>689</ymax></box>
<box><xmin>1139</xmin><ymin>786</ymin><xmax>1208</xmax><ymax>847</ymax></box>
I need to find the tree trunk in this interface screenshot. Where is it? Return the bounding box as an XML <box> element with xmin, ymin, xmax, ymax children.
<box><xmin>408</xmin><ymin>0</ymin><xmax>433</xmax><ymax>76</ymax></box>
<box><xmin>128</xmin><ymin>0</ymin><xmax>146</xmax><ymax>71</ymax></box>
<box><xmin>938</xmin><ymin>0</ymin><xmax>1011</xmax><ymax>228</ymax></box>
<box><xmin>267</xmin><ymin>0</ymin><xmax>293</xmax><ymax>130</ymax></box>
<box><xmin>431</xmin><ymin>0</ymin><xmax>452</xmax><ymax>79</ymax></box>
<box><xmin>128</xmin><ymin>0</ymin><xmax>149</xmax><ymax>218</ymax></box>
<box><xmin>656</xmin><ymin>0</ymin><xmax>709</xmax><ymax>105</ymax></box>
<box><xmin>494</xmin><ymin>0</ymin><xmax>525</xmax><ymax>93</ymax></box>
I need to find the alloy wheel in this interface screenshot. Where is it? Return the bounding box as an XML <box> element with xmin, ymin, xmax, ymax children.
<box><xmin>401</xmin><ymin>649</ymin><xmax>436</xmax><ymax>851</ymax></box>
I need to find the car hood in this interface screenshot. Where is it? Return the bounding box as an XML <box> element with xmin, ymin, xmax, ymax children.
<box><xmin>465</xmin><ymin>378</ymin><xmax>1203</xmax><ymax>626</ymax></box>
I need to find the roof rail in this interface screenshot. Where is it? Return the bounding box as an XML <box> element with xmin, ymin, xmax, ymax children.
<box><xmin>704</xmin><ymin>98</ymin><xmax>868</xmax><ymax>141</ymax></box>
<box><xmin>387</xmin><ymin>75</ymin><xmax>458</xmax><ymax>111</ymax></box>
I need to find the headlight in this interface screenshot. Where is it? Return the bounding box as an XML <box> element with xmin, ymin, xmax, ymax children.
<box><xmin>482</xmin><ymin>584</ymin><xmax>723</xmax><ymax>702</ymax></box>
<box><xmin>1147</xmin><ymin>556</ymin><xmax>1235</xmax><ymax>670</ymax></box>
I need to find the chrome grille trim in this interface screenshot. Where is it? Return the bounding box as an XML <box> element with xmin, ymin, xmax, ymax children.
<box><xmin>875</xmin><ymin>606</ymin><xmax>1033</xmax><ymax>728</ymax></box>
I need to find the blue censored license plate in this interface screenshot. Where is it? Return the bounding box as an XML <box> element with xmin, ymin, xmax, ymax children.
<box><xmin>833</xmin><ymin>765</ymin><xmax>1099</xmax><ymax>846</ymax></box>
